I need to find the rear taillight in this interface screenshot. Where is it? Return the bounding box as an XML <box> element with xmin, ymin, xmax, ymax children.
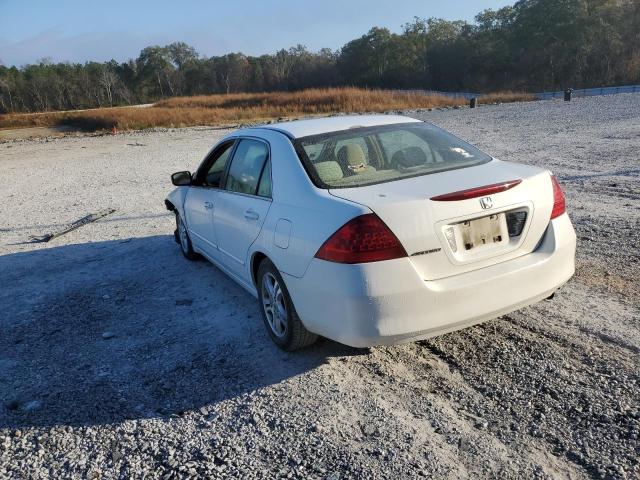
<box><xmin>550</xmin><ymin>175</ymin><xmax>566</xmax><ymax>219</ymax></box>
<box><xmin>315</xmin><ymin>214</ymin><xmax>407</xmax><ymax>264</ymax></box>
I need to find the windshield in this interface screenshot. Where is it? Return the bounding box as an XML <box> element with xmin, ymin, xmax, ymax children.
<box><xmin>294</xmin><ymin>122</ymin><xmax>492</xmax><ymax>188</ymax></box>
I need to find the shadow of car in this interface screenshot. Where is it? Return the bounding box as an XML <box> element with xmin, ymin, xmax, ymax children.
<box><xmin>0</xmin><ymin>235</ymin><xmax>362</xmax><ymax>429</ymax></box>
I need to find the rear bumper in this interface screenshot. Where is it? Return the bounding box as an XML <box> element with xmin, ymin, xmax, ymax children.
<box><xmin>283</xmin><ymin>214</ymin><xmax>576</xmax><ymax>347</ymax></box>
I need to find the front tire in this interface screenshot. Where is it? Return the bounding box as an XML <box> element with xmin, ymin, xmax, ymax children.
<box><xmin>175</xmin><ymin>212</ymin><xmax>199</xmax><ymax>260</ymax></box>
<box><xmin>257</xmin><ymin>259</ymin><xmax>317</xmax><ymax>351</ymax></box>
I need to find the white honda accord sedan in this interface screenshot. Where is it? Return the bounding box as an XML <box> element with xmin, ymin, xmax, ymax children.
<box><xmin>165</xmin><ymin>115</ymin><xmax>576</xmax><ymax>350</ymax></box>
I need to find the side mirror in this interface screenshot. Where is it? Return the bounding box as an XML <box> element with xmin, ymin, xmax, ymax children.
<box><xmin>171</xmin><ymin>171</ymin><xmax>192</xmax><ymax>186</ymax></box>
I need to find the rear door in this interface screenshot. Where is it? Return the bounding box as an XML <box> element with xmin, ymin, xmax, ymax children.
<box><xmin>184</xmin><ymin>140</ymin><xmax>235</xmax><ymax>256</ymax></box>
<box><xmin>213</xmin><ymin>138</ymin><xmax>272</xmax><ymax>278</ymax></box>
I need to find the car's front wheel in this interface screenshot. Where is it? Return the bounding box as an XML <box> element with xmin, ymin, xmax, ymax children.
<box><xmin>257</xmin><ymin>259</ymin><xmax>317</xmax><ymax>351</ymax></box>
<box><xmin>175</xmin><ymin>212</ymin><xmax>199</xmax><ymax>260</ymax></box>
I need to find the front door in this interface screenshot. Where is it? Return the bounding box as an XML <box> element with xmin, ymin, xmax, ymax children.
<box><xmin>183</xmin><ymin>140</ymin><xmax>235</xmax><ymax>257</ymax></box>
<box><xmin>214</xmin><ymin>138</ymin><xmax>272</xmax><ymax>279</ymax></box>
<box><xmin>184</xmin><ymin>187</ymin><xmax>218</xmax><ymax>255</ymax></box>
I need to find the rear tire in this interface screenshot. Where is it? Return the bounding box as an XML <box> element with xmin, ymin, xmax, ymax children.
<box><xmin>257</xmin><ymin>259</ymin><xmax>317</xmax><ymax>351</ymax></box>
<box><xmin>175</xmin><ymin>212</ymin><xmax>199</xmax><ymax>261</ymax></box>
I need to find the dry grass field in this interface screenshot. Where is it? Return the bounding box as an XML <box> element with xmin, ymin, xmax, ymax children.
<box><xmin>0</xmin><ymin>88</ymin><xmax>533</xmax><ymax>133</ymax></box>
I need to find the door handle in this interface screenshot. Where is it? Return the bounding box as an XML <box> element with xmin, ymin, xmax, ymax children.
<box><xmin>244</xmin><ymin>209</ymin><xmax>259</xmax><ymax>221</ymax></box>
<box><xmin>204</xmin><ymin>201</ymin><xmax>214</xmax><ymax>210</ymax></box>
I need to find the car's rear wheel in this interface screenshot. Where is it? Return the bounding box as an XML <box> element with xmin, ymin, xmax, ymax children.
<box><xmin>175</xmin><ymin>212</ymin><xmax>199</xmax><ymax>260</ymax></box>
<box><xmin>257</xmin><ymin>259</ymin><xmax>317</xmax><ymax>351</ymax></box>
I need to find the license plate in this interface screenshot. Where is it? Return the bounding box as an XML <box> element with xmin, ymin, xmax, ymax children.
<box><xmin>459</xmin><ymin>213</ymin><xmax>505</xmax><ymax>251</ymax></box>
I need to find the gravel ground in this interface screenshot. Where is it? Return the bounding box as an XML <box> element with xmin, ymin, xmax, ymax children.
<box><xmin>1</xmin><ymin>94</ymin><xmax>638</xmax><ymax>479</ymax></box>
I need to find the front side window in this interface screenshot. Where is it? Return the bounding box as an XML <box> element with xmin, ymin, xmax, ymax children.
<box><xmin>225</xmin><ymin>139</ymin><xmax>269</xmax><ymax>195</ymax></box>
<box><xmin>203</xmin><ymin>141</ymin><xmax>234</xmax><ymax>188</ymax></box>
<box><xmin>295</xmin><ymin>122</ymin><xmax>492</xmax><ymax>188</ymax></box>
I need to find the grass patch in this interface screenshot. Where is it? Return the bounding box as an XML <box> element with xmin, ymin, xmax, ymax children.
<box><xmin>0</xmin><ymin>87</ymin><xmax>533</xmax><ymax>133</ymax></box>
<box><xmin>479</xmin><ymin>91</ymin><xmax>534</xmax><ymax>103</ymax></box>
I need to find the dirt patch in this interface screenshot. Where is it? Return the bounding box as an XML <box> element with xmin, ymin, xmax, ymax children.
<box><xmin>0</xmin><ymin>125</ymin><xmax>82</xmax><ymax>141</ymax></box>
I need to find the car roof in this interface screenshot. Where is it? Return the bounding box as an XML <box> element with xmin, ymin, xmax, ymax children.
<box><xmin>252</xmin><ymin>114</ymin><xmax>422</xmax><ymax>139</ymax></box>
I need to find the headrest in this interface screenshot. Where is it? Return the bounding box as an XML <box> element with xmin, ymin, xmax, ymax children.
<box><xmin>314</xmin><ymin>161</ymin><xmax>344</xmax><ymax>183</ymax></box>
<box><xmin>337</xmin><ymin>144</ymin><xmax>367</xmax><ymax>171</ymax></box>
<box><xmin>392</xmin><ymin>146</ymin><xmax>427</xmax><ymax>168</ymax></box>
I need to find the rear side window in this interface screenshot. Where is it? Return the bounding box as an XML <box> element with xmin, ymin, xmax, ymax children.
<box><xmin>296</xmin><ymin>122</ymin><xmax>491</xmax><ymax>188</ymax></box>
<box><xmin>257</xmin><ymin>159</ymin><xmax>272</xmax><ymax>198</ymax></box>
<box><xmin>225</xmin><ymin>139</ymin><xmax>269</xmax><ymax>195</ymax></box>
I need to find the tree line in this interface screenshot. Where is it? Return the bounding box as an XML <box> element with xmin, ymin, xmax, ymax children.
<box><xmin>1</xmin><ymin>0</ymin><xmax>638</xmax><ymax>113</ymax></box>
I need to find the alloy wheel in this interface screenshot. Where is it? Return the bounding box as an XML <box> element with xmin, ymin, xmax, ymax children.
<box><xmin>178</xmin><ymin>217</ymin><xmax>189</xmax><ymax>254</ymax></box>
<box><xmin>261</xmin><ymin>272</ymin><xmax>288</xmax><ymax>338</ymax></box>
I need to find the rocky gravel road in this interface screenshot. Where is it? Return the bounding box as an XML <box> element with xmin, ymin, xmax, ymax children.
<box><xmin>1</xmin><ymin>94</ymin><xmax>638</xmax><ymax>479</ymax></box>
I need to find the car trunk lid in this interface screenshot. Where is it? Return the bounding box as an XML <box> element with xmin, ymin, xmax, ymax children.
<box><xmin>329</xmin><ymin>160</ymin><xmax>555</xmax><ymax>280</ymax></box>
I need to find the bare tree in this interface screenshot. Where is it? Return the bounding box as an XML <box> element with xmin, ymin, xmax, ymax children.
<box><xmin>0</xmin><ymin>77</ymin><xmax>14</xmax><ymax>112</ymax></box>
<box><xmin>100</xmin><ymin>67</ymin><xmax>118</xmax><ymax>106</ymax></box>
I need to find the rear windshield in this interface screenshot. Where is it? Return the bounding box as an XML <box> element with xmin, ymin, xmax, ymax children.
<box><xmin>294</xmin><ymin>122</ymin><xmax>492</xmax><ymax>188</ymax></box>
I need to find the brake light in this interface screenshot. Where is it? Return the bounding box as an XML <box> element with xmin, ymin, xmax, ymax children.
<box><xmin>315</xmin><ymin>214</ymin><xmax>407</xmax><ymax>263</ymax></box>
<box><xmin>550</xmin><ymin>175</ymin><xmax>566</xmax><ymax>219</ymax></box>
<box><xmin>430</xmin><ymin>180</ymin><xmax>522</xmax><ymax>201</ymax></box>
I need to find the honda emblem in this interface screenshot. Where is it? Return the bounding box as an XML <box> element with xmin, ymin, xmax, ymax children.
<box><xmin>480</xmin><ymin>197</ymin><xmax>493</xmax><ymax>209</ymax></box>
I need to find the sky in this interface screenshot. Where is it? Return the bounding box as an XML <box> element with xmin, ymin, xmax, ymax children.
<box><xmin>0</xmin><ymin>0</ymin><xmax>513</xmax><ymax>67</ymax></box>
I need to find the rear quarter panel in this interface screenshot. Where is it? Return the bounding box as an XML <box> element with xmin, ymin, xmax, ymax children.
<box><xmin>244</xmin><ymin>129</ymin><xmax>368</xmax><ymax>280</ymax></box>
